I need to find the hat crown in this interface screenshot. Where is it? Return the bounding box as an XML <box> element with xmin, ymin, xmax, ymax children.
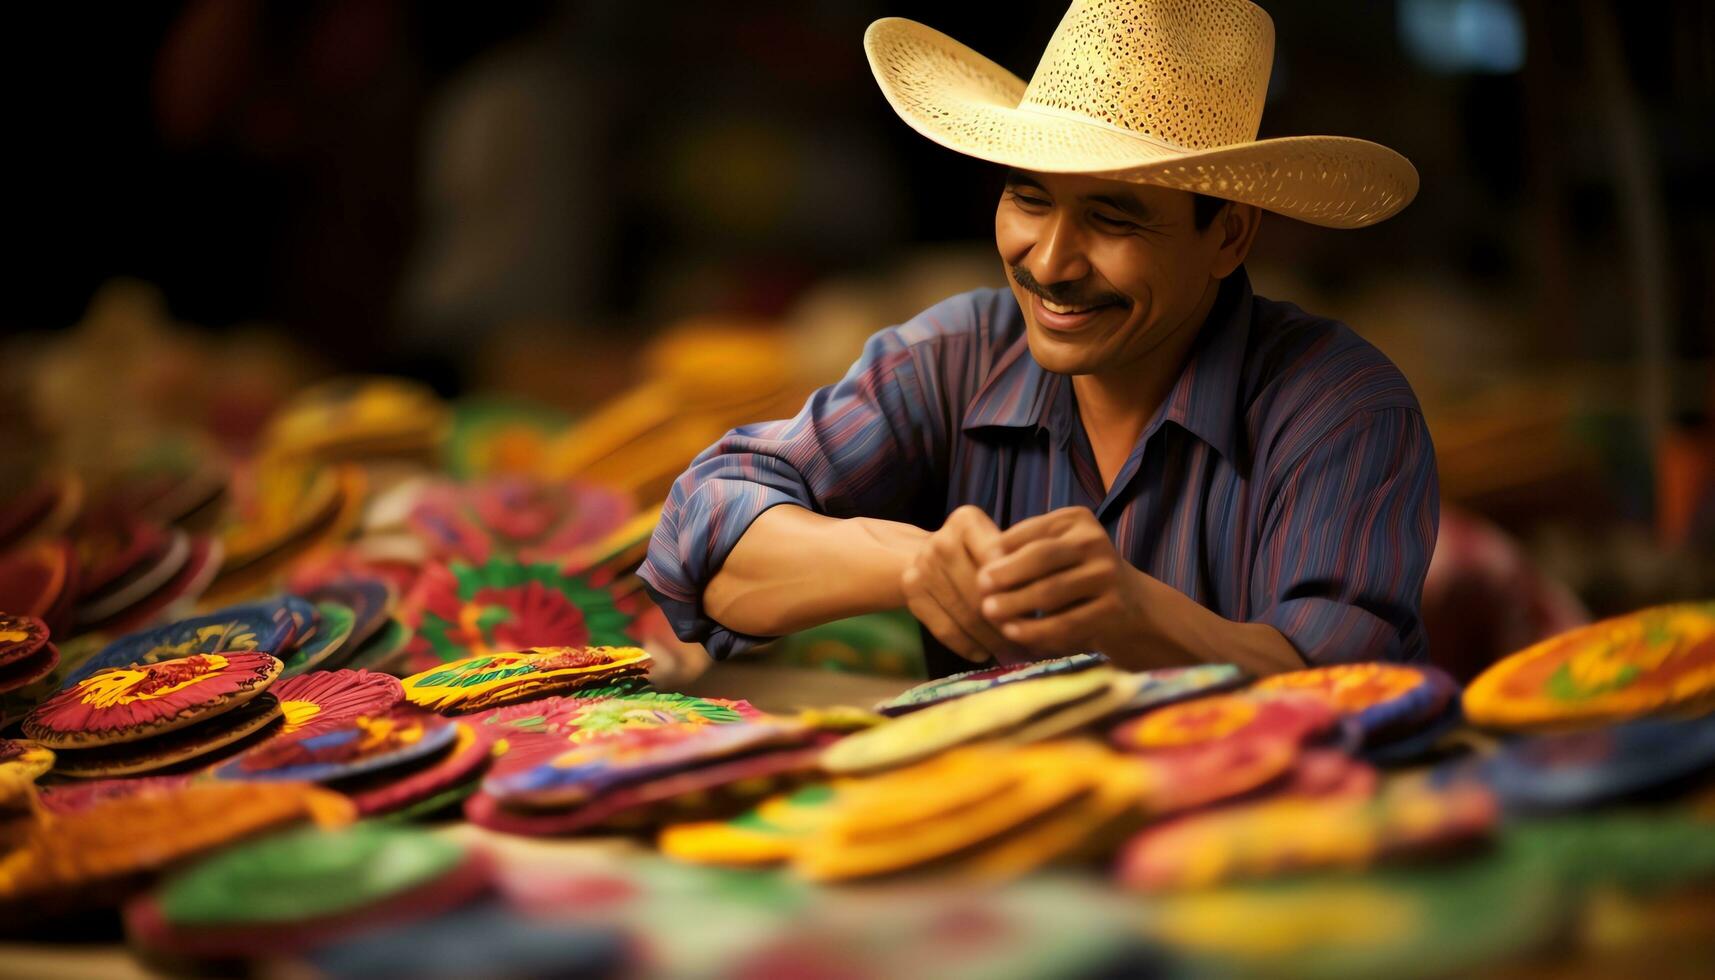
<box><xmin>1019</xmin><ymin>0</ymin><xmax>1275</xmax><ymax>151</ymax></box>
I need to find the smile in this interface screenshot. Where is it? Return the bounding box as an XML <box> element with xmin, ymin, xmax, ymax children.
<box><xmin>1032</xmin><ymin>293</ymin><xmax>1121</xmax><ymax>331</ymax></box>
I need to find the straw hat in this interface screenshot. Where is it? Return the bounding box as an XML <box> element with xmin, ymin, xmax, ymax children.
<box><xmin>865</xmin><ymin>0</ymin><xmax>1417</xmax><ymax>228</ymax></box>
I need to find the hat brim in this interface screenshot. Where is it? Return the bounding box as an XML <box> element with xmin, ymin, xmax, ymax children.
<box><xmin>865</xmin><ymin>17</ymin><xmax>1418</xmax><ymax>229</ymax></box>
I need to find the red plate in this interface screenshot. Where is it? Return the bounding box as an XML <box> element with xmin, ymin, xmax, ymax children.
<box><xmin>0</xmin><ymin>614</ymin><xmax>48</xmax><ymax>668</ymax></box>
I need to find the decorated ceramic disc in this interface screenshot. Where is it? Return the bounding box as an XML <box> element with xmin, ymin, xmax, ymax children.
<box><xmin>0</xmin><ymin>781</ymin><xmax>355</xmax><ymax>913</ymax></box>
<box><xmin>400</xmin><ymin>646</ymin><xmax>651</xmax><ymax>713</ymax></box>
<box><xmin>1106</xmin><ymin>664</ymin><xmax>1250</xmax><ymax>720</ymax></box>
<box><xmin>334</xmin><ymin>618</ymin><xmax>415</xmax><ymax>672</ymax></box>
<box><xmin>1362</xmin><ymin>699</ymin><xmax>1466</xmax><ymax>766</ymax></box>
<box><xmin>271</xmin><ymin>670</ymin><xmax>405</xmax><ymax>735</ymax></box>
<box><xmin>1464</xmin><ymin>601</ymin><xmax>1715</xmax><ymax>729</ymax></box>
<box><xmin>875</xmin><ymin>653</ymin><xmax>1110</xmax><ymax>716</ymax></box>
<box><xmin>482</xmin><ymin>720</ymin><xmax>807</xmax><ymax>808</ymax></box>
<box><xmin>0</xmin><ymin>539</ymin><xmax>74</xmax><ymax>629</ymax></box>
<box><xmin>475</xmin><ymin>691</ymin><xmax>762</xmax><ymax>777</ymax></box>
<box><xmin>396</xmin><ymin>559</ymin><xmax>642</xmax><ymax>673</ymax></box>
<box><xmin>467</xmin><ymin>743</ymin><xmax>825</xmax><ymax>836</ymax></box>
<box><xmin>125</xmin><ymin>825</ymin><xmax>489</xmax><ymax>959</ymax></box>
<box><xmin>24</xmin><ymin>652</ymin><xmax>282</xmax><ymax>748</ymax></box>
<box><xmin>49</xmin><ymin>694</ymin><xmax>284</xmax><ymax>778</ymax></box>
<box><xmin>279</xmin><ymin>602</ymin><xmax>357</xmax><ymax>678</ymax></box>
<box><xmin>337</xmin><ymin>722</ymin><xmax>495</xmax><ymax>817</ymax></box>
<box><xmin>1118</xmin><ymin>780</ymin><xmax>1496</xmax><ymax>891</ymax></box>
<box><xmin>300</xmin><ymin>578</ymin><xmax>394</xmax><ymax>653</ymax></box>
<box><xmin>0</xmin><ymin>614</ymin><xmax>49</xmax><ymax>667</ymax></box>
<box><xmin>35</xmin><ymin>773</ymin><xmax>196</xmax><ymax>816</ymax></box>
<box><xmin>658</xmin><ymin>782</ymin><xmax>842</xmax><ymax>866</ymax></box>
<box><xmin>1442</xmin><ymin>712</ymin><xmax>1715</xmax><ymax>814</ymax></box>
<box><xmin>1254</xmin><ymin>663</ymin><xmax>1458</xmax><ymax>741</ymax></box>
<box><xmin>823</xmin><ymin>669</ymin><xmax>1119</xmax><ymax>775</ymax></box>
<box><xmin>1109</xmin><ymin>694</ymin><xmax>1338</xmax><ymax>755</ymax></box>
<box><xmin>408</xmin><ymin>477</ymin><xmax>633</xmax><ymax>566</ymax></box>
<box><xmin>64</xmin><ymin>599</ymin><xmax>303</xmax><ymax>688</ymax></box>
<box><xmin>0</xmin><ymin>739</ymin><xmax>55</xmax><ymax>803</ymax></box>
<box><xmin>217</xmin><ymin>708</ymin><xmax>457</xmax><ymax>783</ymax></box>
<box><xmin>152</xmin><ymin>824</ymin><xmax>467</xmax><ymax>925</ymax></box>
<box><xmin>91</xmin><ymin>535</ymin><xmax>225</xmax><ymax>637</ymax></box>
<box><xmin>1142</xmin><ymin>736</ymin><xmax>1300</xmax><ymax>817</ymax></box>
<box><xmin>0</xmin><ymin>642</ymin><xmax>60</xmax><ymax>694</ymax></box>
<box><xmin>75</xmin><ymin>530</ymin><xmax>191</xmax><ymax>627</ymax></box>
<box><xmin>75</xmin><ymin>516</ymin><xmax>171</xmax><ymax>599</ymax></box>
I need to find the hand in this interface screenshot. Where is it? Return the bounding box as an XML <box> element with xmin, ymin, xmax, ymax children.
<box><xmin>901</xmin><ymin>505</ymin><xmax>1028</xmax><ymax>663</ymax></box>
<box><xmin>975</xmin><ymin>506</ymin><xmax>1145</xmax><ymax>656</ymax></box>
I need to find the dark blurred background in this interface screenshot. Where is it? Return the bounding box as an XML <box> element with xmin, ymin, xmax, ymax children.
<box><xmin>4</xmin><ymin>1</ymin><xmax>1715</xmax><ymax>658</ymax></box>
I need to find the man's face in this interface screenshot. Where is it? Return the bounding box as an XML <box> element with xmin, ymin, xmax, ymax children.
<box><xmin>995</xmin><ymin>169</ymin><xmax>1232</xmax><ymax>377</ymax></box>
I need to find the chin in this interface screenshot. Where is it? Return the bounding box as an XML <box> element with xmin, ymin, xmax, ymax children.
<box><xmin>1023</xmin><ymin>331</ymin><xmax>1102</xmax><ymax>376</ymax></box>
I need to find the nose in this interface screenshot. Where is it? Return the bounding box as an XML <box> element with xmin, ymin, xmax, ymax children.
<box><xmin>1018</xmin><ymin>209</ymin><xmax>1092</xmax><ymax>291</ymax></box>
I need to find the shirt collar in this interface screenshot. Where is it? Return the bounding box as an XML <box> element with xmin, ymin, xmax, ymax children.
<box><xmin>961</xmin><ymin>269</ymin><xmax>1253</xmax><ymax>464</ymax></box>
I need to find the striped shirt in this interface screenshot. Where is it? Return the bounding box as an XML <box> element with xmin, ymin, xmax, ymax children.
<box><xmin>640</xmin><ymin>268</ymin><xmax>1439</xmax><ymax>675</ymax></box>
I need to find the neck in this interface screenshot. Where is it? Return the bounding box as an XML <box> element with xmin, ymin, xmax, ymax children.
<box><xmin>1073</xmin><ymin>278</ymin><xmax>1222</xmax><ymax>490</ymax></box>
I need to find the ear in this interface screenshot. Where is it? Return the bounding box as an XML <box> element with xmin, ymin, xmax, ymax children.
<box><xmin>1210</xmin><ymin>203</ymin><xmax>1262</xmax><ymax>279</ymax></box>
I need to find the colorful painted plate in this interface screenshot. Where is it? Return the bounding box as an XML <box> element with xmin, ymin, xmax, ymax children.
<box><xmin>0</xmin><ymin>539</ymin><xmax>75</xmax><ymax>634</ymax></box>
<box><xmin>823</xmin><ymin>669</ymin><xmax>1120</xmax><ymax>775</ymax></box>
<box><xmin>407</xmin><ymin>477</ymin><xmax>633</xmax><ymax>565</ymax></box>
<box><xmin>278</xmin><ymin>602</ymin><xmax>357</xmax><ymax>677</ymax></box>
<box><xmin>216</xmin><ymin>708</ymin><xmax>457</xmax><ymax>783</ymax></box>
<box><xmin>466</xmin><ymin>743</ymin><xmax>825</xmax><ymax>836</ymax></box>
<box><xmin>24</xmin><ymin>652</ymin><xmax>282</xmax><ymax>748</ymax></box>
<box><xmin>1253</xmin><ymin>663</ymin><xmax>1458</xmax><ymax>742</ymax></box>
<box><xmin>0</xmin><ymin>739</ymin><xmax>55</xmax><ymax>805</ymax></box>
<box><xmin>124</xmin><ymin>825</ymin><xmax>488</xmax><ymax>959</ymax></box>
<box><xmin>1141</xmin><ymin>736</ymin><xmax>1300</xmax><ymax>817</ymax></box>
<box><xmin>1118</xmin><ymin>780</ymin><xmax>1497</xmax><ymax>891</ymax></box>
<box><xmin>659</xmin><ymin>782</ymin><xmax>844</xmax><ymax>866</ymax></box>
<box><xmin>1464</xmin><ymin>601</ymin><xmax>1715</xmax><ymax>729</ymax></box>
<box><xmin>1441</xmin><ymin>712</ymin><xmax>1715</xmax><ymax>814</ymax></box>
<box><xmin>483</xmin><ymin>721</ymin><xmax>807</xmax><ymax>809</ymax></box>
<box><xmin>74</xmin><ymin>529</ymin><xmax>190</xmax><ymax>627</ymax></box>
<box><xmin>300</xmin><ymin>577</ymin><xmax>394</xmax><ymax>653</ymax></box>
<box><xmin>0</xmin><ymin>614</ymin><xmax>50</xmax><ymax>668</ymax></box>
<box><xmin>0</xmin><ymin>781</ymin><xmax>355</xmax><ymax>916</ymax></box>
<box><xmin>874</xmin><ymin>653</ymin><xmax>1111</xmax><ymax>716</ymax></box>
<box><xmin>335</xmin><ymin>722</ymin><xmax>495</xmax><ymax>817</ymax></box>
<box><xmin>475</xmin><ymin>691</ymin><xmax>763</xmax><ymax>777</ymax></box>
<box><xmin>1109</xmin><ymin>693</ymin><xmax>1338</xmax><ymax>754</ymax></box>
<box><xmin>399</xmin><ymin>646</ymin><xmax>651</xmax><ymax>713</ymax></box>
<box><xmin>271</xmin><ymin>670</ymin><xmax>405</xmax><ymax>735</ymax></box>
<box><xmin>49</xmin><ymin>693</ymin><xmax>284</xmax><ymax>778</ymax></box>
<box><xmin>75</xmin><ymin>516</ymin><xmax>171</xmax><ymax>599</ymax></box>
<box><xmin>1105</xmin><ymin>663</ymin><xmax>1249</xmax><ymax>720</ymax></box>
<box><xmin>332</xmin><ymin>617</ymin><xmax>415</xmax><ymax>672</ymax></box>
<box><xmin>35</xmin><ymin>773</ymin><xmax>196</xmax><ymax>815</ymax></box>
<box><xmin>1361</xmin><ymin>699</ymin><xmax>1467</xmax><ymax>767</ymax></box>
<box><xmin>89</xmin><ymin>535</ymin><xmax>225</xmax><ymax>637</ymax></box>
<box><xmin>63</xmin><ymin>598</ymin><xmax>303</xmax><ymax>688</ymax></box>
<box><xmin>395</xmin><ymin>559</ymin><xmax>643</xmax><ymax>673</ymax></box>
<box><xmin>0</xmin><ymin>642</ymin><xmax>59</xmax><ymax>694</ymax></box>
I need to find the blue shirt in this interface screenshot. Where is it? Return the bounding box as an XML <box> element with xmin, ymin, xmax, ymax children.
<box><xmin>640</xmin><ymin>269</ymin><xmax>1439</xmax><ymax>675</ymax></box>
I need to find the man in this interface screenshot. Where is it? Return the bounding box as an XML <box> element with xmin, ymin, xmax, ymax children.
<box><xmin>639</xmin><ymin>0</ymin><xmax>1437</xmax><ymax>678</ymax></box>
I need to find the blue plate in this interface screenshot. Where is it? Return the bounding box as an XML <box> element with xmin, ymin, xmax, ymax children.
<box><xmin>62</xmin><ymin>597</ymin><xmax>306</xmax><ymax>688</ymax></box>
<box><xmin>214</xmin><ymin>712</ymin><xmax>458</xmax><ymax>783</ymax></box>
<box><xmin>1435</xmin><ymin>713</ymin><xmax>1715</xmax><ymax>814</ymax></box>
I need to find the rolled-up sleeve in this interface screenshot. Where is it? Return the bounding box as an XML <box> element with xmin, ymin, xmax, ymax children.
<box><xmin>1251</xmin><ymin>408</ymin><xmax>1439</xmax><ymax>665</ymax></box>
<box><xmin>638</xmin><ymin>303</ymin><xmax>970</xmax><ymax>659</ymax></box>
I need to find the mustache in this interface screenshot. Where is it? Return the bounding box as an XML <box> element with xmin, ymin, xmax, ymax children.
<box><xmin>1011</xmin><ymin>266</ymin><xmax>1129</xmax><ymax>310</ymax></box>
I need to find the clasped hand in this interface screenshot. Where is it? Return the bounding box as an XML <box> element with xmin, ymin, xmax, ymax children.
<box><xmin>899</xmin><ymin>505</ymin><xmax>1143</xmax><ymax>663</ymax></box>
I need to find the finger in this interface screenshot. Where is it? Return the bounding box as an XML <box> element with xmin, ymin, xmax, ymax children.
<box><xmin>906</xmin><ymin>593</ymin><xmax>991</xmax><ymax>663</ymax></box>
<box><xmin>927</xmin><ymin>555</ymin><xmax>1025</xmax><ymax>659</ymax></box>
<box><xmin>950</xmin><ymin>506</ymin><xmax>1006</xmax><ymax>566</ymax></box>
<box><xmin>976</xmin><ymin>538</ymin><xmax>1082</xmax><ymax>593</ymax></box>
<box><xmin>981</xmin><ymin>561</ymin><xmax>1110</xmax><ymax>623</ymax></box>
<box><xmin>995</xmin><ymin>507</ymin><xmax>1088</xmax><ymax>553</ymax></box>
<box><xmin>998</xmin><ymin>598</ymin><xmax>1110</xmax><ymax>651</ymax></box>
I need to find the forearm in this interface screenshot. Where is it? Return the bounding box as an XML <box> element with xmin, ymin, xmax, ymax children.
<box><xmin>1109</xmin><ymin>572</ymin><xmax>1306</xmax><ymax>677</ymax></box>
<box><xmin>703</xmin><ymin>504</ymin><xmax>928</xmax><ymax>637</ymax></box>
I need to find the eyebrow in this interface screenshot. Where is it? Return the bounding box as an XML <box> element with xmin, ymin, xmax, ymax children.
<box><xmin>1003</xmin><ymin>169</ymin><xmax>1156</xmax><ymax>222</ymax></box>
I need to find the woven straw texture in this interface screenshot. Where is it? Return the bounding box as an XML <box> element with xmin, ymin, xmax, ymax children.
<box><xmin>865</xmin><ymin>0</ymin><xmax>1416</xmax><ymax>228</ymax></box>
